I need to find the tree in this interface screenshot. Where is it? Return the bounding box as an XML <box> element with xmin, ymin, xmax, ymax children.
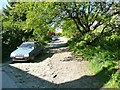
<box><xmin>62</xmin><ymin>19</ymin><xmax>80</xmax><ymax>38</ymax></box>
<box><xmin>2</xmin><ymin>2</ymin><xmax>34</xmax><ymax>57</ymax></box>
<box><xmin>47</xmin><ymin>2</ymin><xmax>119</xmax><ymax>44</ymax></box>
<box><xmin>2</xmin><ymin>1</ymin><xmax>119</xmax><ymax>52</ymax></box>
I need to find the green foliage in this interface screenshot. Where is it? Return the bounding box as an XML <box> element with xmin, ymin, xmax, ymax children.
<box><xmin>1</xmin><ymin>1</ymin><xmax>120</xmax><ymax>87</ymax></box>
<box><xmin>104</xmin><ymin>71</ymin><xmax>120</xmax><ymax>88</ymax></box>
<box><xmin>68</xmin><ymin>33</ymin><xmax>120</xmax><ymax>88</ymax></box>
<box><xmin>61</xmin><ymin>20</ymin><xmax>80</xmax><ymax>38</ymax></box>
<box><xmin>2</xmin><ymin>2</ymin><xmax>56</xmax><ymax>60</ymax></box>
<box><xmin>2</xmin><ymin>2</ymin><xmax>119</xmax><ymax>60</ymax></box>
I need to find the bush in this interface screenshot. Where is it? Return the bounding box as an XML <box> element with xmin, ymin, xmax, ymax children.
<box><xmin>68</xmin><ymin>33</ymin><xmax>120</xmax><ymax>88</ymax></box>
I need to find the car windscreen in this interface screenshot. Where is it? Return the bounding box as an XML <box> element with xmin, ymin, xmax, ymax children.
<box><xmin>19</xmin><ymin>43</ymin><xmax>34</xmax><ymax>48</ymax></box>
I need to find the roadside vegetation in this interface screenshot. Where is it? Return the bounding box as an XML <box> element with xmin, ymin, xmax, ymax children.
<box><xmin>67</xmin><ymin>33</ymin><xmax>120</xmax><ymax>88</ymax></box>
<box><xmin>1</xmin><ymin>1</ymin><xmax>120</xmax><ymax>88</ymax></box>
<box><xmin>60</xmin><ymin>2</ymin><xmax>120</xmax><ymax>88</ymax></box>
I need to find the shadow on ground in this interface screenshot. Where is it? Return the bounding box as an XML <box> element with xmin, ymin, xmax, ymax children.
<box><xmin>34</xmin><ymin>47</ymin><xmax>68</xmax><ymax>63</ymax></box>
<box><xmin>34</xmin><ymin>49</ymin><xmax>54</xmax><ymax>63</ymax></box>
<box><xmin>3</xmin><ymin>65</ymin><xmax>117</xmax><ymax>89</ymax></box>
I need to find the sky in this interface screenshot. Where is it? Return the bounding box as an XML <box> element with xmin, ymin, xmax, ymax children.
<box><xmin>0</xmin><ymin>0</ymin><xmax>9</xmax><ymax>10</ymax></box>
<box><xmin>0</xmin><ymin>0</ymin><xmax>119</xmax><ymax>11</ymax></box>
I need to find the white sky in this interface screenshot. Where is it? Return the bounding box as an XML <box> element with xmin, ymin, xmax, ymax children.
<box><xmin>0</xmin><ymin>0</ymin><xmax>119</xmax><ymax>10</ymax></box>
<box><xmin>0</xmin><ymin>0</ymin><xmax>9</xmax><ymax>10</ymax></box>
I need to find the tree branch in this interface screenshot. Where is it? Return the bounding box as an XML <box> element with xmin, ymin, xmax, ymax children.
<box><xmin>93</xmin><ymin>20</ymin><xmax>103</xmax><ymax>30</ymax></box>
<box><xmin>89</xmin><ymin>8</ymin><xmax>100</xmax><ymax>27</ymax></box>
<box><xmin>72</xmin><ymin>17</ymin><xmax>83</xmax><ymax>34</ymax></box>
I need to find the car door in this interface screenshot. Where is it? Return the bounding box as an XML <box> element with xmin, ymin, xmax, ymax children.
<box><xmin>34</xmin><ymin>42</ymin><xmax>40</xmax><ymax>56</ymax></box>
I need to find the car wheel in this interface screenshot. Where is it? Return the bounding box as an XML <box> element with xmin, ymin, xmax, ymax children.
<box><xmin>31</xmin><ymin>55</ymin><xmax>35</xmax><ymax>61</ymax></box>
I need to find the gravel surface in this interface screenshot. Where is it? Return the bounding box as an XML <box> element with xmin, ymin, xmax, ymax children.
<box><xmin>2</xmin><ymin>36</ymin><xmax>103</xmax><ymax>88</ymax></box>
<box><xmin>2</xmin><ymin>47</ymin><xmax>101</xmax><ymax>88</ymax></box>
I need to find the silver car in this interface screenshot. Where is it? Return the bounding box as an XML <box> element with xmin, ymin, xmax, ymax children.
<box><xmin>10</xmin><ymin>41</ymin><xmax>43</xmax><ymax>61</ymax></box>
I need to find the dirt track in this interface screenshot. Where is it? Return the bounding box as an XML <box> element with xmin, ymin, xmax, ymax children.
<box><xmin>2</xmin><ymin>47</ymin><xmax>105</xmax><ymax>88</ymax></box>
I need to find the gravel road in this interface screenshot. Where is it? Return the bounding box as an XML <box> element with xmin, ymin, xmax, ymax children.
<box><xmin>2</xmin><ymin>37</ymin><xmax>103</xmax><ymax>88</ymax></box>
<box><xmin>2</xmin><ymin>47</ymin><xmax>103</xmax><ymax>88</ymax></box>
